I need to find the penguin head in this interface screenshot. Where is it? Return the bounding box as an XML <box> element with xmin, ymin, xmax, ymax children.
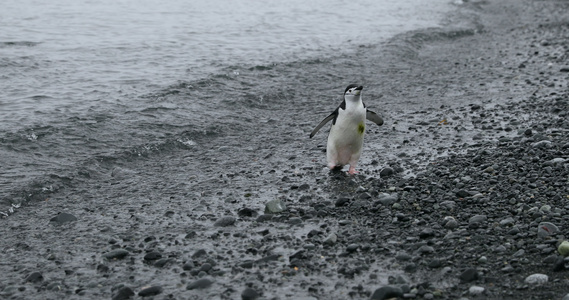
<box><xmin>344</xmin><ymin>84</ymin><xmax>363</xmax><ymax>101</ymax></box>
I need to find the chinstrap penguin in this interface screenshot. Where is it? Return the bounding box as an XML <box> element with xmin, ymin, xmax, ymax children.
<box><xmin>310</xmin><ymin>84</ymin><xmax>383</xmax><ymax>174</ymax></box>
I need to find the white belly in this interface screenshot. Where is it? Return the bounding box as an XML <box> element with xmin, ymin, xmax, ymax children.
<box><xmin>326</xmin><ymin>109</ymin><xmax>365</xmax><ymax>167</ymax></box>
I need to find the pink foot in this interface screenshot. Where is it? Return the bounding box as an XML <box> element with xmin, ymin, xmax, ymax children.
<box><xmin>348</xmin><ymin>166</ymin><xmax>358</xmax><ymax>175</ymax></box>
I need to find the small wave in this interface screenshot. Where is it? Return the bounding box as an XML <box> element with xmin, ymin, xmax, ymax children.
<box><xmin>0</xmin><ymin>41</ymin><xmax>41</xmax><ymax>48</ymax></box>
<box><xmin>384</xmin><ymin>27</ymin><xmax>479</xmax><ymax>60</ymax></box>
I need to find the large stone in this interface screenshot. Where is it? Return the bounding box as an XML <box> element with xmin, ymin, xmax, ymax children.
<box><xmin>525</xmin><ymin>273</ymin><xmax>548</xmax><ymax>285</ymax></box>
<box><xmin>214</xmin><ymin>216</ymin><xmax>236</xmax><ymax>227</ymax></box>
<box><xmin>558</xmin><ymin>241</ymin><xmax>569</xmax><ymax>257</ymax></box>
<box><xmin>537</xmin><ymin>222</ymin><xmax>559</xmax><ymax>238</ymax></box>
<box><xmin>103</xmin><ymin>249</ymin><xmax>129</xmax><ymax>260</ymax></box>
<box><xmin>186</xmin><ymin>278</ymin><xmax>213</xmax><ymax>290</ymax></box>
<box><xmin>50</xmin><ymin>212</ymin><xmax>77</xmax><ymax>224</ymax></box>
<box><xmin>370</xmin><ymin>286</ymin><xmax>403</xmax><ymax>300</ymax></box>
<box><xmin>138</xmin><ymin>285</ymin><xmax>163</xmax><ymax>297</ymax></box>
<box><xmin>265</xmin><ymin>199</ymin><xmax>286</xmax><ymax>214</ymax></box>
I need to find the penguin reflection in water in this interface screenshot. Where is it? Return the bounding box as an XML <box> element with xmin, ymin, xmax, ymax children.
<box><xmin>310</xmin><ymin>84</ymin><xmax>384</xmax><ymax>174</ymax></box>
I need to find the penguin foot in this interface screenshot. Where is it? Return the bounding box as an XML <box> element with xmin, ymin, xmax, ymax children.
<box><xmin>329</xmin><ymin>164</ymin><xmax>344</xmax><ymax>171</ymax></box>
<box><xmin>348</xmin><ymin>166</ymin><xmax>358</xmax><ymax>175</ymax></box>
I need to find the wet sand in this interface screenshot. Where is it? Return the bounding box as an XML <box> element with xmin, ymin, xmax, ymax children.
<box><xmin>1</xmin><ymin>0</ymin><xmax>569</xmax><ymax>299</ymax></box>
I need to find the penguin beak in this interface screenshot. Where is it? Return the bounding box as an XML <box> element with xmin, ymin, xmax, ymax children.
<box><xmin>354</xmin><ymin>86</ymin><xmax>363</xmax><ymax>95</ymax></box>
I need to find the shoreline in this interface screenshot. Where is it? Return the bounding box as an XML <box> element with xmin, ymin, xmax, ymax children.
<box><xmin>1</xmin><ymin>0</ymin><xmax>568</xmax><ymax>299</ymax></box>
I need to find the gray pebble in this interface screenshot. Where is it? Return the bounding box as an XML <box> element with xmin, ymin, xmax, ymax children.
<box><xmin>370</xmin><ymin>286</ymin><xmax>403</xmax><ymax>300</ymax></box>
<box><xmin>537</xmin><ymin>222</ymin><xmax>559</xmax><ymax>238</ymax></box>
<box><xmin>186</xmin><ymin>278</ymin><xmax>213</xmax><ymax>290</ymax></box>
<box><xmin>214</xmin><ymin>216</ymin><xmax>236</xmax><ymax>227</ymax></box>
<box><xmin>138</xmin><ymin>285</ymin><xmax>162</xmax><ymax>297</ymax></box>
<box><xmin>459</xmin><ymin>268</ymin><xmax>478</xmax><ymax>283</ymax></box>
<box><xmin>24</xmin><ymin>272</ymin><xmax>43</xmax><ymax>283</ymax></box>
<box><xmin>265</xmin><ymin>199</ymin><xmax>286</xmax><ymax>214</ymax></box>
<box><xmin>241</xmin><ymin>287</ymin><xmax>259</xmax><ymax>300</ymax></box>
<box><xmin>112</xmin><ymin>286</ymin><xmax>134</xmax><ymax>300</ymax></box>
<box><xmin>103</xmin><ymin>249</ymin><xmax>129</xmax><ymax>260</ymax></box>
<box><xmin>524</xmin><ymin>273</ymin><xmax>548</xmax><ymax>285</ymax></box>
<box><xmin>469</xmin><ymin>285</ymin><xmax>485</xmax><ymax>295</ymax></box>
<box><xmin>50</xmin><ymin>212</ymin><xmax>77</xmax><ymax>224</ymax></box>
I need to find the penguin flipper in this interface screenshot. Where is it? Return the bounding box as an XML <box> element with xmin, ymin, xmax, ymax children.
<box><xmin>366</xmin><ymin>109</ymin><xmax>384</xmax><ymax>126</ymax></box>
<box><xmin>309</xmin><ymin>113</ymin><xmax>335</xmax><ymax>138</ymax></box>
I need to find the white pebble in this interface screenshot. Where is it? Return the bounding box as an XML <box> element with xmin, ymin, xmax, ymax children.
<box><xmin>469</xmin><ymin>286</ymin><xmax>485</xmax><ymax>295</ymax></box>
<box><xmin>524</xmin><ymin>273</ymin><xmax>548</xmax><ymax>285</ymax></box>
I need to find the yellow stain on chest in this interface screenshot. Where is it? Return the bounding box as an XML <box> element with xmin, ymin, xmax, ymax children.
<box><xmin>357</xmin><ymin>122</ymin><xmax>365</xmax><ymax>135</ymax></box>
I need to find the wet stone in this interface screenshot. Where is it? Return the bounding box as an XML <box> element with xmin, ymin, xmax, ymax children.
<box><xmin>456</xmin><ymin>190</ymin><xmax>473</xmax><ymax>198</ymax></box>
<box><xmin>138</xmin><ymin>285</ymin><xmax>163</xmax><ymax>297</ymax></box>
<box><xmin>346</xmin><ymin>244</ymin><xmax>359</xmax><ymax>253</ymax></box>
<box><xmin>182</xmin><ymin>261</ymin><xmax>194</xmax><ymax>271</ymax></box>
<box><xmin>24</xmin><ymin>271</ymin><xmax>43</xmax><ymax>283</ymax></box>
<box><xmin>103</xmin><ymin>249</ymin><xmax>129</xmax><ymax>260</ymax></box>
<box><xmin>375</xmin><ymin>193</ymin><xmax>398</xmax><ymax>206</ymax></box>
<box><xmin>46</xmin><ymin>282</ymin><xmax>62</xmax><ymax>291</ymax></box>
<box><xmin>288</xmin><ymin>217</ymin><xmax>302</xmax><ymax>225</ymax></box>
<box><xmin>537</xmin><ymin>222</ymin><xmax>559</xmax><ymax>238</ymax></box>
<box><xmin>499</xmin><ymin>217</ymin><xmax>515</xmax><ymax>226</ymax></box>
<box><xmin>97</xmin><ymin>264</ymin><xmax>109</xmax><ymax>273</ymax></box>
<box><xmin>154</xmin><ymin>258</ymin><xmax>172</xmax><ymax>268</ymax></box>
<box><xmin>241</xmin><ymin>287</ymin><xmax>259</xmax><ymax>300</ymax></box>
<box><xmin>468</xmin><ymin>215</ymin><xmax>487</xmax><ymax>228</ymax></box>
<box><xmin>558</xmin><ymin>241</ymin><xmax>569</xmax><ymax>257</ymax></box>
<box><xmin>443</xmin><ymin>216</ymin><xmax>458</xmax><ymax>229</ymax></box>
<box><xmin>370</xmin><ymin>285</ymin><xmax>403</xmax><ymax>300</ymax></box>
<box><xmin>186</xmin><ymin>278</ymin><xmax>213</xmax><ymax>290</ymax></box>
<box><xmin>192</xmin><ymin>249</ymin><xmax>207</xmax><ymax>258</ymax></box>
<box><xmin>469</xmin><ymin>286</ymin><xmax>485</xmax><ymax>296</ymax></box>
<box><xmin>323</xmin><ymin>233</ymin><xmax>337</xmax><ymax>245</ymax></box>
<box><xmin>143</xmin><ymin>251</ymin><xmax>162</xmax><ymax>261</ymax></box>
<box><xmin>417</xmin><ymin>245</ymin><xmax>435</xmax><ymax>255</ymax></box>
<box><xmin>419</xmin><ymin>228</ymin><xmax>435</xmax><ymax>239</ymax></box>
<box><xmin>264</xmin><ymin>199</ymin><xmax>286</xmax><ymax>214</ymax></box>
<box><xmin>395</xmin><ymin>252</ymin><xmax>412</xmax><ymax>261</ymax></box>
<box><xmin>524</xmin><ymin>273</ymin><xmax>548</xmax><ymax>285</ymax></box>
<box><xmin>199</xmin><ymin>263</ymin><xmax>212</xmax><ymax>272</ymax></box>
<box><xmin>335</xmin><ymin>197</ymin><xmax>351</xmax><ymax>207</ymax></box>
<box><xmin>112</xmin><ymin>286</ymin><xmax>135</xmax><ymax>300</ymax></box>
<box><xmin>256</xmin><ymin>214</ymin><xmax>273</xmax><ymax>222</ymax></box>
<box><xmin>50</xmin><ymin>212</ymin><xmax>77</xmax><ymax>224</ymax></box>
<box><xmin>459</xmin><ymin>268</ymin><xmax>478</xmax><ymax>283</ymax></box>
<box><xmin>214</xmin><ymin>216</ymin><xmax>236</xmax><ymax>227</ymax></box>
<box><xmin>237</xmin><ymin>208</ymin><xmax>258</xmax><ymax>218</ymax></box>
<box><xmin>380</xmin><ymin>167</ymin><xmax>394</xmax><ymax>177</ymax></box>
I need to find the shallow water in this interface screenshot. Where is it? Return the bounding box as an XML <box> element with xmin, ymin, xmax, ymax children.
<box><xmin>0</xmin><ymin>0</ymin><xmax>454</xmax><ymax>215</ymax></box>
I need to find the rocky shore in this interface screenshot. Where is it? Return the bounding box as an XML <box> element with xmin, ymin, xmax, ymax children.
<box><xmin>1</xmin><ymin>0</ymin><xmax>568</xmax><ymax>299</ymax></box>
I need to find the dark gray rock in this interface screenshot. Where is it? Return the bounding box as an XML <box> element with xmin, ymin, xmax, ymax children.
<box><xmin>103</xmin><ymin>249</ymin><xmax>129</xmax><ymax>260</ymax></box>
<box><xmin>264</xmin><ymin>199</ymin><xmax>286</xmax><ymax>214</ymax></box>
<box><xmin>468</xmin><ymin>215</ymin><xmax>487</xmax><ymax>228</ymax></box>
<box><xmin>380</xmin><ymin>167</ymin><xmax>394</xmax><ymax>177</ymax></box>
<box><xmin>456</xmin><ymin>190</ymin><xmax>473</xmax><ymax>198</ymax></box>
<box><xmin>186</xmin><ymin>278</ymin><xmax>213</xmax><ymax>290</ymax></box>
<box><xmin>112</xmin><ymin>286</ymin><xmax>134</xmax><ymax>300</ymax></box>
<box><xmin>138</xmin><ymin>285</ymin><xmax>162</xmax><ymax>297</ymax></box>
<box><xmin>537</xmin><ymin>222</ymin><xmax>560</xmax><ymax>238</ymax></box>
<box><xmin>143</xmin><ymin>251</ymin><xmax>162</xmax><ymax>261</ymax></box>
<box><xmin>50</xmin><ymin>212</ymin><xmax>77</xmax><ymax>224</ymax></box>
<box><xmin>241</xmin><ymin>287</ymin><xmax>259</xmax><ymax>300</ymax></box>
<box><xmin>237</xmin><ymin>208</ymin><xmax>258</xmax><ymax>218</ymax></box>
<box><xmin>370</xmin><ymin>286</ymin><xmax>403</xmax><ymax>300</ymax></box>
<box><xmin>459</xmin><ymin>268</ymin><xmax>479</xmax><ymax>283</ymax></box>
<box><xmin>214</xmin><ymin>216</ymin><xmax>236</xmax><ymax>227</ymax></box>
<box><xmin>375</xmin><ymin>193</ymin><xmax>398</xmax><ymax>206</ymax></box>
<box><xmin>24</xmin><ymin>272</ymin><xmax>43</xmax><ymax>283</ymax></box>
